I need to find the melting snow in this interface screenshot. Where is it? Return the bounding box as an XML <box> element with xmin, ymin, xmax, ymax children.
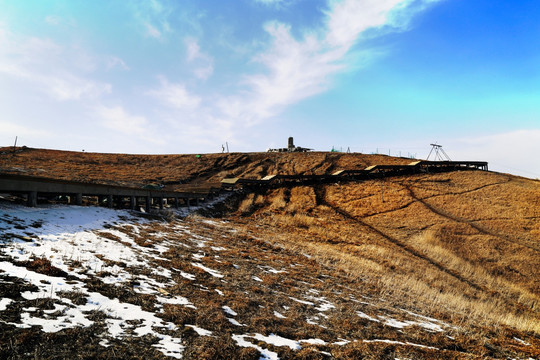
<box><xmin>251</xmin><ymin>333</ymin><xmax>301</xmax><ymax>350</ymax></box>
<box><xmin>233</xmin><ymin>334</ymin><xmax>279</xmax><ymax>360</ymax></box>
<box><xmin>222</xmin><ymin>305</ymin><xmax>237</xmax><ymax>316</ymax></box>
<box><xmin>191</xmin><ymin>262</ymin><xmax>224</xmax><ymax>278</ymax></box>
<box><xmin>364</xmin><ymin>339</ymin><xmax>439</xmax><ymax>350</ymax></box>
<box><xmin>0</xmin><ymin>298</ymin><xmax>13</xmax><ymax>311</ymax></box>
<box><xmin>299</xmin><ymin>338</ymin><xmax>327</xmax><ymax>345</ymax></box>
<box><xmin>289</xmin><ymin>297</ymin><xmax>315</xmax><ymax>306</ymax></box>
<box><xmin>0</xmin><ymin>261</ymin><xmax>184</xmax><ymax>357</ymax></box>
<box><xmin>378</xmin><ymin>315</ymin><xmax>445</xmax><ymax>332</ymax></box>
<box><xmin>357</xmin><ymin>311</ymin><xmax>380</xmax><ymax>322</ymax></box>
<box><xmin>0</xmin><ymin>205</ymin><xmax>186</xmax><ymax>358</ymax></box>
<box><xmin>228</xmin><ymin>318</ymin><xmax>244</xmax><ymax>326</ymax></box>
<box><xmin>186</xmin><ymin>325</ymin><xmax>213</xmax><ymax>336</ymax></box>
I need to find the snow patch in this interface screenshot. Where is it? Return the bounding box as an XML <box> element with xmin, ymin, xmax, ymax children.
<box><xmin>191</xmin><ymin>262</ymin><xmax>224</xmax><ymax>278</ymax></box>
<box><xmin>222</xmin><ymin>305</ymin><xmax>237</xmax><ymax>316</ymax></box>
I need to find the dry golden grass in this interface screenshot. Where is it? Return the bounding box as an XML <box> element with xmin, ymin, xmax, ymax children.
<box><xmin>0</xmin><ymin>147</ymin><xmax>412</xmax><ymax>190</ymax></box>
<box><xmin>2</xmin><ymin>147</ymin><xmax>539</xmax><ymax>357</ymax></box>
<box><xmin>229</xmin><ymin>171</ymin><xmax>540</xmax><ymax>336</ymax></box>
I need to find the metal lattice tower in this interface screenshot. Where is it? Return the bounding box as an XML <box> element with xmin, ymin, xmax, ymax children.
<box><xmin>427</xmin><ymin>143</ymin><xmax>451</xmax><ymax>161</ymax></box>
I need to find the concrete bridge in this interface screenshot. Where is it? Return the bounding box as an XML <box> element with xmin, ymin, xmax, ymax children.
<box><xmin>0</xmin><ymin>174</ymin><xmax>219</xmax><ymax>211</ymax></box>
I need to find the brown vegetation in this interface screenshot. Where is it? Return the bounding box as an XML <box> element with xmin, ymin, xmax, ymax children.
<box><xmin>229</xmin><ymin>171</ymin><xmax>540</xmax><ymax>337</ymax></box>
<box><xmin>1</xmin><ymin>148</ymin><xmax>539</xmax><ymax>358</ymax></box>
<box><xmin>0</xmin><ymin>147</ymin><xmax>411</xmax><ymax>190</ymax></box>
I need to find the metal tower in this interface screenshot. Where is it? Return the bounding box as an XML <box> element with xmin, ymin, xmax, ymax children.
<box><xmin>427</xmin><ymin>143</ymin><xmax>451</xmax><ymax>161</ymax></box>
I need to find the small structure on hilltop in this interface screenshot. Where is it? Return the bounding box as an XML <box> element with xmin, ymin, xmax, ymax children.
<box><xmin>427</xmin><ymin>143</ymin><xmax>452</xmax><ymax>161</ymax></box>
<box><xmin>267</xmin><ymin>137</ymin><xmax>312</xmax><ymax>153</ymax></box>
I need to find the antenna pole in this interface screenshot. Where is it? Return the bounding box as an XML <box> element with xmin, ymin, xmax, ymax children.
<box><xmin>12</xmin><ymin>136</ymin><xmax>18</xmax><ymax>155</ymax></box>
<box><xmin>427</xmin><ymin>143</ymin><xmax>451</xmax><ymax>161</ymax></box>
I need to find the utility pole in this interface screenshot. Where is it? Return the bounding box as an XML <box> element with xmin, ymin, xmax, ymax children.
<box><xmin>12</xmin><ymin>136</ymin><xmax>17</xmax><ymax>155</ymax></box>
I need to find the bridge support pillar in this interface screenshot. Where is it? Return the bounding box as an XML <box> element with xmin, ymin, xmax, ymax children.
<box><xmin>130</xmin><ymin>196</ymin><xmax>135</xmax><ymax>210</ymax></box>
<box><xmin>146</xmin><ymin>196</ymin><xmax>151</xmax><ymax>212</ymax></box>
<box><xmin>27</xmin><ymin>191</ymin><xmax>37</xmax><ymax>207</ymax></box>
<box><xmin>107</xmin><ymin>195</ymin><xmax>113</xmax><ymax>208</ymax></box>
<box><xmin>174</xmin><ymin>197</ymin><xmax>179</xmax><ymax>209</ymax></box>
<box><xmin>75</xmin><ymin>193</ymin><xmax>82</xmax><ymax>206</ymax></box>
<box><xmin>196</xmin><ymin>198</ymin><xmax>200</xmax><ymax>206</ymax></box>
<box><xmin>186</xmin><ymin>198</ymin><xmax>191</xmax><ymax>209</ymax></box>
<box><xmin>159</xmin><ymin>196</ymin><xmax>164</xmax><ymax>210</ymax></box>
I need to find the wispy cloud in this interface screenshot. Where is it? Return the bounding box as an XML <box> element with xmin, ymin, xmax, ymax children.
<box><xmin>449</xmin><ymin>129</ymin><xmax>540</xmax><ymax>179</ymax></box>
<box><xmin>95</xmin><ymin>105</ymin><xmax>148</xmax><ymax>135</ymax></box>
<box><xmin>105</xmin><ymin>56</ymin><xmax>130</xmax><ymax>71</ymax></box>
<box><xmin>146</xmin><ymin>77</ymin><xmax>201</xmax><ymax>109</ymax></box>
<box><xmin>0</xmin><ymin>27</ymin><xmax>111</xmax><ymax>101</ymax></box>
<box><xmin>145</xmin><ymin>0</ymin><xmax>442</xmax><ymax>148</ymax></box>
<box><xmin>44</xmin><ymin>15</ymin><xmax>62</xmax><ymax>26</ymax></box>
<box><xmin>185</xmin><ymin>37</ymin><xmax>214</xmax><ymax>80</ymax></box>
<box><xmin>215</xmin><ymin>0</ymin><xmax>440</xmax><ymax>126</ymax></box>
<box><xmin>44</xmin><ymin>15</ymin><xmax>76</xmax><ymax>27</ymax></box>
<box><xmin>253</xmin><ymin>0</ymin><xmax>294</xmax><ymax>8</ymax></box>
<box><xmin>0</xmin><ymin>121</ymin><xmax>53</xmax><ymax>139</ymax></box>
<box><xmin>132</xmin><ymin>0</ymin><xmax>172</xmax><ymax>40</ymax></box>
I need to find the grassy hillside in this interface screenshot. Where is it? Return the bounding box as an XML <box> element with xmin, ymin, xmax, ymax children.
<box><xmin>232</xmin><ymin>171</ymin><xmax>540</xmax><ymax>334</ymax></box>
<box><xmin>0</xmin><ymin>148</ymin><xmax>539</xmax><ymax>359</ymax></box>
<box><xmin>0</xmin><ymin>147</ymin><xmax>411</xmax><ymax>190</ymax></box>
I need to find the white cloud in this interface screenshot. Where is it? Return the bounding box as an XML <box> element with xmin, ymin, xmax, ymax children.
<box><xmin>44</xmin><ymin>15</ymin><xmax>76</xmax><ymax>27</ymax></box>
<box><xmin>0</xmin><ymin>28</ymin><xmax>111</xmax><ymax>101</ymax></box>
<box><xmin>146</xmin><ymin>0</ymin><xmax>443</xmax><ymax>150</ymax></box>
<box><xmin>47</xmin><ymin>73</ymin><xmax>112</xmax><ymax>101</ymax></box>
<box><xmin>449</xmin><ymin>129</ymin><xmax>540</xmax><ymax>179</ymax></box>
<box><xmin>95</xmin><ymin>105</ymin><xmax>148</xmax><ymax>136</ymax></box>
<box><xmin>215</xmin><ymin>0</ymin><xmax>440</xmax><ymax>127</ymax></box>
<box><xmin>194</xmin><ymin>65</ymin><xmax>214</xmax><ymax>80</ymax></box>
<box><xmin>0</xmin><ymin>121</ymin><xmax>53</xmax><ymax>139</ymax></box>
<box><xmin>186</xmin><ymin>38</ymin><xmax>202</xmax><ymax>61</ymax></box>
<box><xmin>185</xmin><ymin>38</ymin><xmax>214</xmax><ymax>80</ymax></box>
<box><xmin>146</xmin><ymin>77</ymin><xmax>201</xmax><ymax>109</ymax></box>
<box><xmin>132</xmin><ymin>0</ymin><xmax>172</xmax><ymax>40</ymax></box>
<box><xmin>105</xmin><ymin>56</ymin><xmax>130</xmax><ymax>71</ymax></box>
<box><xmin>253</xmin><ymin>0</ymin><xmax>292</xmax><ymax>8</ymax></box>
<box><xmin>45</xmin><ymin>15</ymin><xmax>62</xmax><ymax>26</ymax></box>
<box><xmin>144</xmin><ymin>22</ymin><xmax>162</xmax><ymax>39</ymax></box>
<box><xmin>324</xmin><ymin>0</ymin><xmax>404</xmax><ymax>47</ymax></box>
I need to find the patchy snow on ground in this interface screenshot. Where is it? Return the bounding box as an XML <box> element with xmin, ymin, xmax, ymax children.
<box><xmin>0</xmin><ymin>204</ymin><xmax>187</xmax><ymax>358</ymax></box>
<box><xmin>191</xmin><ymin>262</ymin><xmax>224</xmax><ymax>278</ymax></box>
<box><xmin>364</xmin><ymin>339</ymin><xmax>439</xmax><ymax>350</ymax></box>
<box><xmin>0</xmin><ymin>202</ymin><xmax>467</xmax><ymax>359</ymax></box>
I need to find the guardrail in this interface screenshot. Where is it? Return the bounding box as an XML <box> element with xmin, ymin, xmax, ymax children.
<box><xmin>0</xmin><ymin>173</ymin><xmax>219</xmax><ymax>210</ymax></box>
<box><xmin>221</xmin><ymin>160</ymin><xmax>488</xmax><ymax>189</ymax></box>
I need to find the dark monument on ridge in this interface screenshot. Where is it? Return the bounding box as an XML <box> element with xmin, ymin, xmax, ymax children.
<box><xmin>268</xmin><ymin>137</ymin><xmax>312</xmax><ymax>153</ymax></box>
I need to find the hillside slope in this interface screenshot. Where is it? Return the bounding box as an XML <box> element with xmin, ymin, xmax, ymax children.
<box><xmin>0</xmin><ymin>148</ymin><xmax>539</xmax><ymax>359</ymax></box>
<box><xmin>0</xmin><ymin>147</ymin><xmax>411</xmax><ymax>190</ymax></box>
<box><xmin>232</xmin><ymin>171</ymin><xmax>540</xmax><ymax>331</ymax></box>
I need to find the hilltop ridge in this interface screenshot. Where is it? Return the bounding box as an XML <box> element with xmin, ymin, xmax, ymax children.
<box><xmin>0</xmin><ymin>147</ymin><xmax>413</xmax><ymax>189</ymax></box>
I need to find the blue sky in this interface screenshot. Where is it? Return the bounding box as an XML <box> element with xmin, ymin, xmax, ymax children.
<box><xmin>1</xmin><ymin>0</ymin><xmax>539</xmax><ymax>178</ymax></box>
